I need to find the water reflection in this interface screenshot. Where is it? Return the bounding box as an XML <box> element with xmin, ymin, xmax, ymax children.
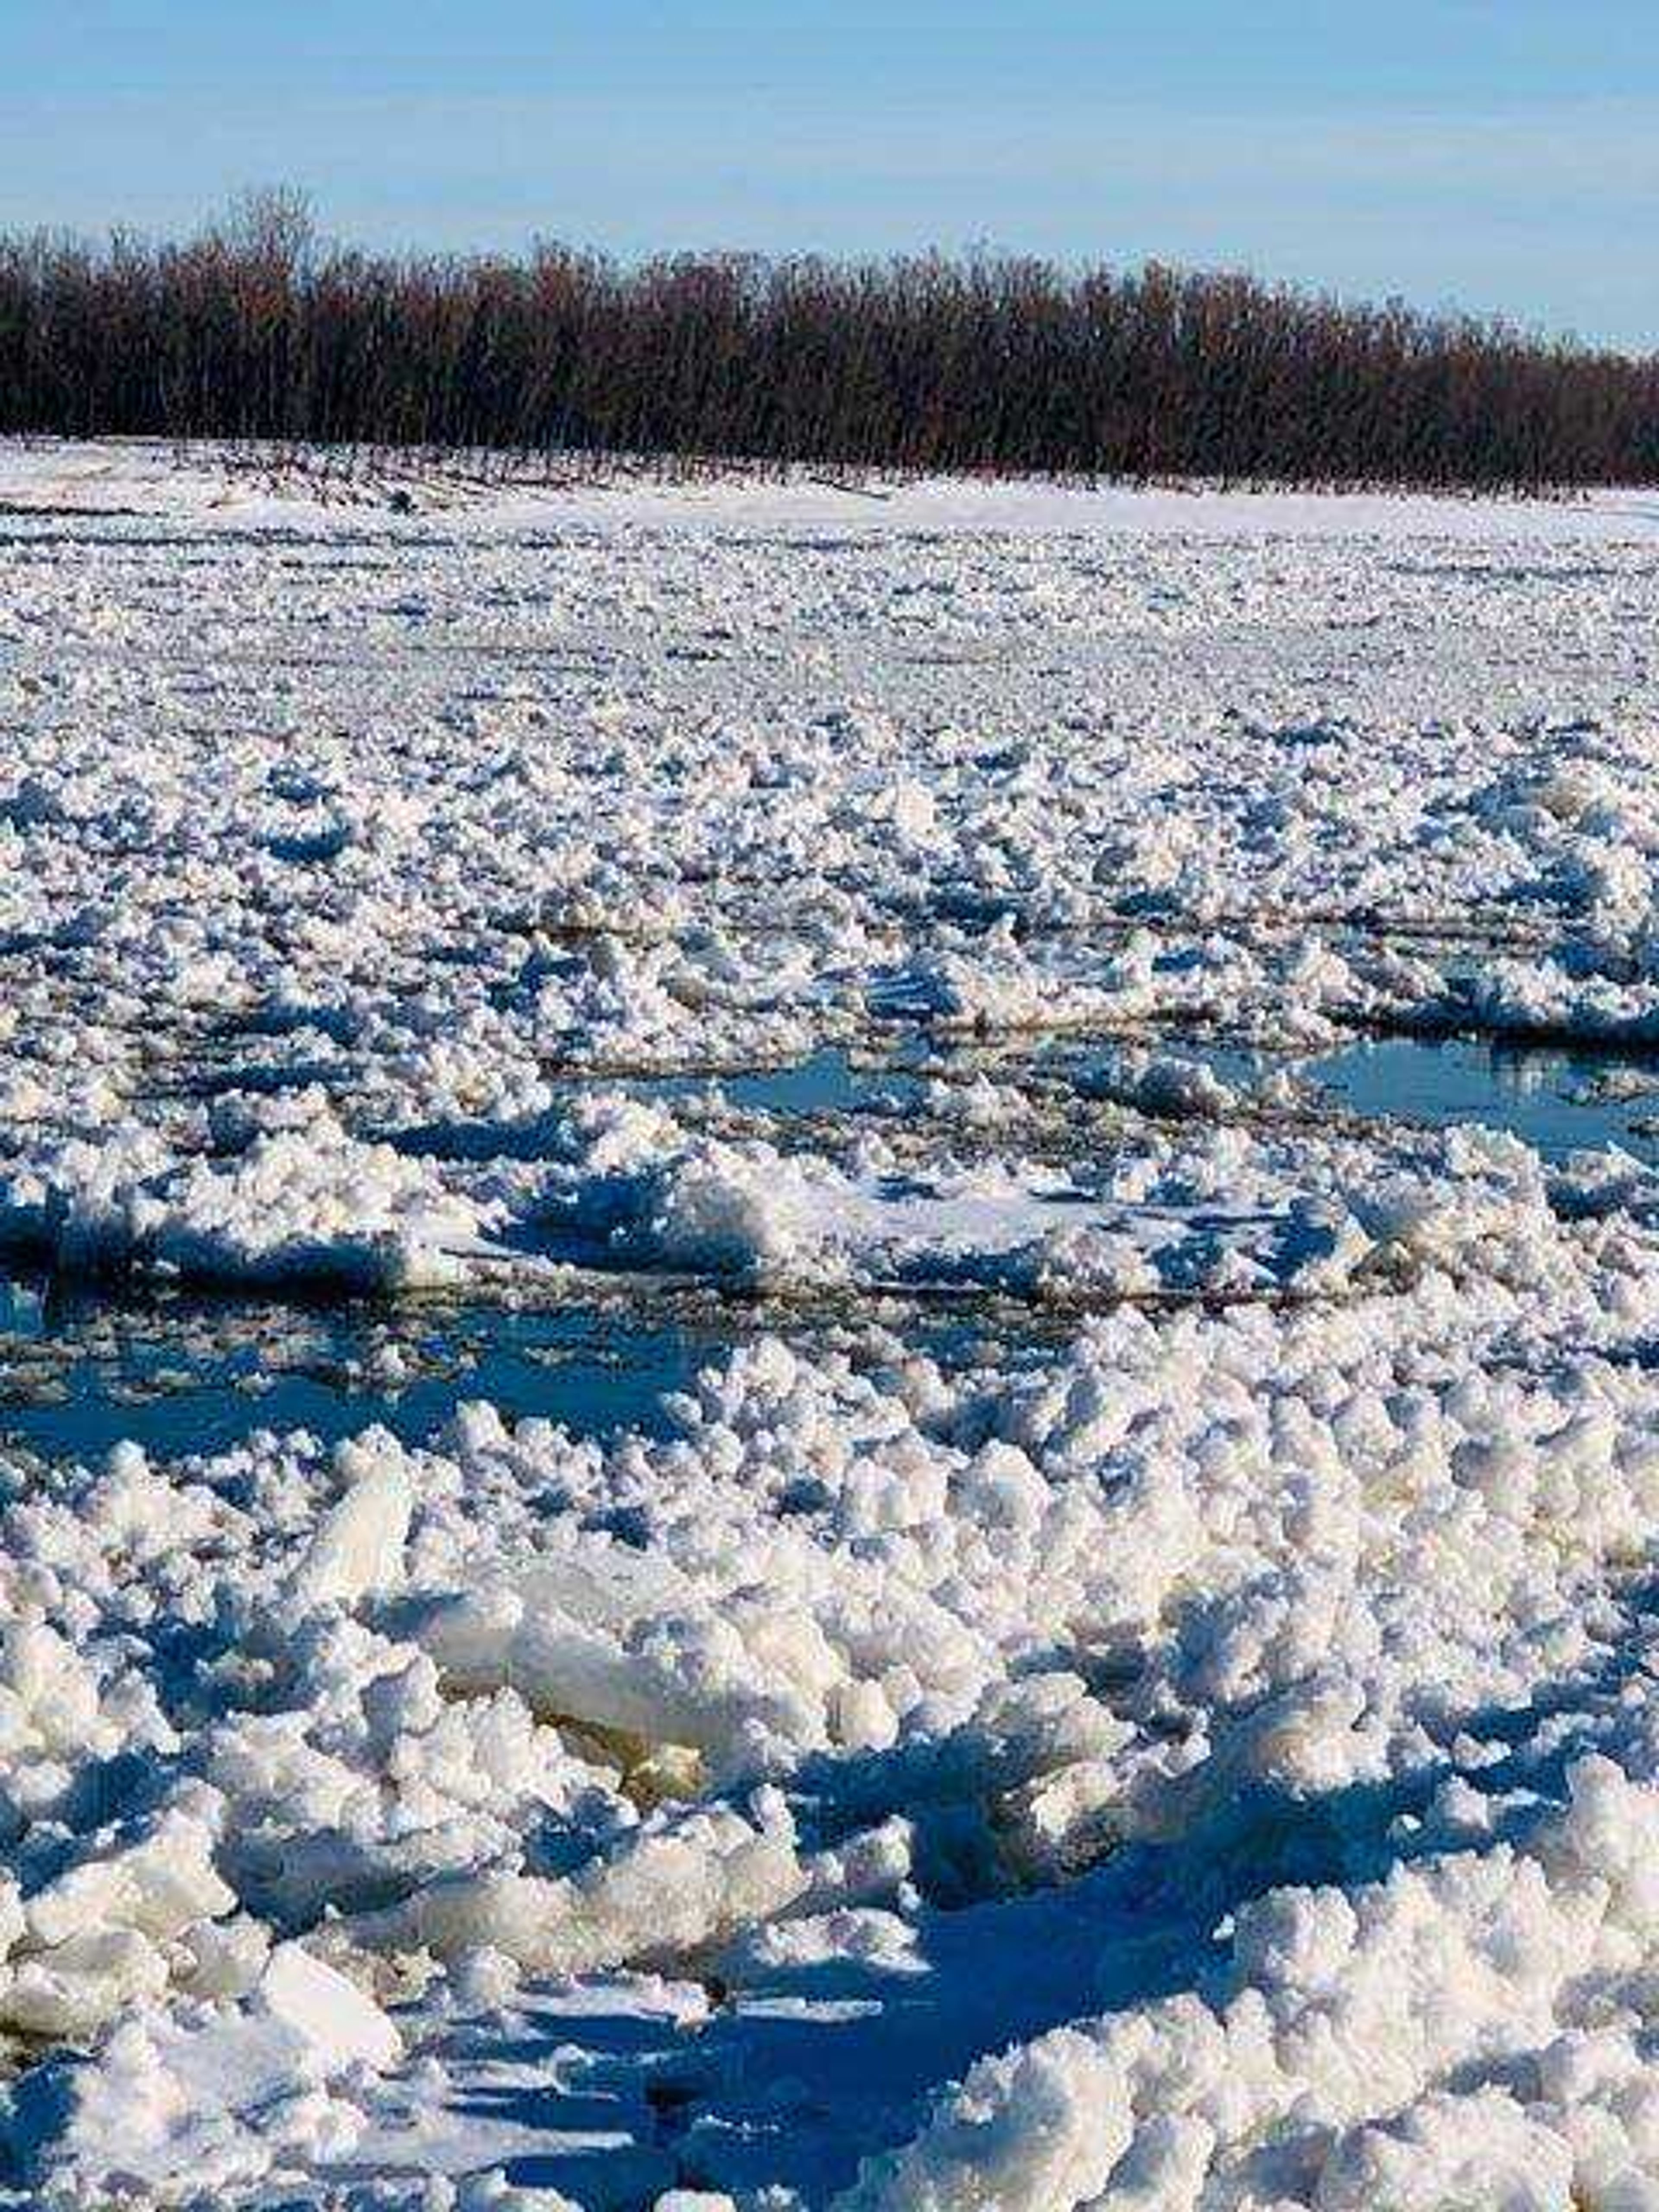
<box><xmin>1304</xmin><ymin>1035</ymin><xmax>1659</xmax><ymax>1159</ymax></box>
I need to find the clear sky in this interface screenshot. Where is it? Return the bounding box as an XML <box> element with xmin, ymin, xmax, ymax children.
<box><xmin>3</xmin><ymin>1</ymin><xmax>1655</xmax><ymax>350</ymax></box>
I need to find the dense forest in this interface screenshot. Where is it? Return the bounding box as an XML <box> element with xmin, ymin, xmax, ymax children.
<box><xmin>2</xmin><ymin>194</ymin><xmax>1654</xmax><ymax>490</ymax></box>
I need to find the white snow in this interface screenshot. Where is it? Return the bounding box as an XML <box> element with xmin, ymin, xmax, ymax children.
<box><xmin>5</xmin><ymin>438</ymin><xmax>1659</xmax><ymax>2207</ymax></box>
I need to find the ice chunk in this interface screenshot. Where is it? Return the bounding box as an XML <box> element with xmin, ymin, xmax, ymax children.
<box><xmin>292</xmin><ymin>1430</ymin><xmax>416</xmax><ymax>1609</ymax></box>
<box><xmin>356</xmin><ymin>1799</ymin><xmax>806</xmax><ymax>1974</ymax></box>
<box><xmin>9</xmin><ymin>1944</ymin><xmax>400</xmax><ymax>2197</ymax></box>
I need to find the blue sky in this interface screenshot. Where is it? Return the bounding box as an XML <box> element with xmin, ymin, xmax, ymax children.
<box><xmin>3</xmin><ymin>2</ymin><xmax>1655</xmax><ymax>348</ymax></box>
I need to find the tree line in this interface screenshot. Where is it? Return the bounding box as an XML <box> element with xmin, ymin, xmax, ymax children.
<box><xmin>1</xmin><ymin>196</ymin><xmax>1654</xmax><ymax>490</ymax></box>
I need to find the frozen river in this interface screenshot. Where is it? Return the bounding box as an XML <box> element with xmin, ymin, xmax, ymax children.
<box><xmin>3</xmin><ymin>444</ymin><xmax>1659</xmax><ymax>2208</ymax></box>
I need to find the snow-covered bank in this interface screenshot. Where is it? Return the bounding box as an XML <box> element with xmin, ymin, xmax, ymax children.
<box><xmin>6</xmin><ymin>442</ymin><xmax>1659</xmax><ymax>2206</ymax></box>
<box><xmin>2</xmin><ymin>438</ymin><xmax>1657</xmax><ymax>542</ymax></box>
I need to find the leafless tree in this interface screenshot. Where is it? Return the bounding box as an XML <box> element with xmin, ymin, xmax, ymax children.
<box><xmin>0</xmin><ymin>198</ymin><xmax>1653</xmax><ymax>491</ymax></box>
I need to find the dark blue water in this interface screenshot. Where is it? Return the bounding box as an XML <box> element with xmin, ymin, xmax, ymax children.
<box><xmin>630</xmin><ymin>1044</ymin><xmax>928</xmax><ymax>1116</ymax></box>
<box><xmin>0</xmin><ymin>1290</ymin><xmax>709</xmax><ymax>1463</ymax></box>
<box><xmin>1306</xmin><ymin>1036</ymin><xmax>1659</xmax><ymax>1159</ymax></box>
<box><xmin>1057</xmin><ymin>1034</ymin><xmax>1659</xmax><ymax>1162</ymax></box>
